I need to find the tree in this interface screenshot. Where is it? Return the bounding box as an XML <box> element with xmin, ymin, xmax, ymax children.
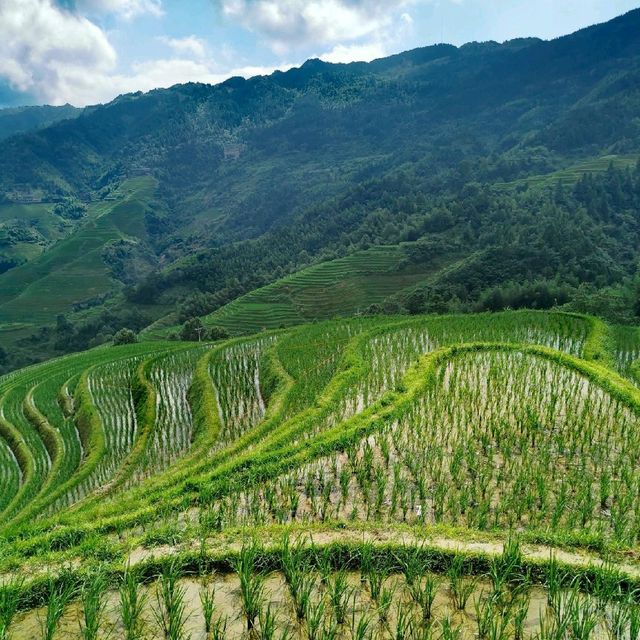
<box><xmin>208</xmin><ymin>326</ymin><xmax>230</xmax><ymax>341</ymax></box>
<box><xmin>180</xmin><ymin>317</ymin><xmax>206</xmax><ymax>342</ymax></box>
<box><xmin>180</xmin><ymin>318</ymin><xmax>229</xmax><ymax>341</ymax></box>
<box><xmin>54</xmin><ymin>313</ymin><xmax>76</xmax><ymax>350</ymax></box>
<box><xmin>113</xmin><ymin>328</ymin><xmax>137</xmax><ymax>345</ymax></box>
<box><xmin>178</xmin><ymin>292</ymin><xmax>217</xmax><ymax>323</ymax></box>
<box><xmin>364</xmin><ymin>303</ymin><xmax>383</xmax><ymax>316</ymax></box>
<box><xmin>52</xmin><ymin>198</ymin><xmax>87</xmax><ymax>220</ymax></box>
<box><xmin>405</xmin><ymin>290</ymin><xmax>426</xmax><ymax>315</ymax></box>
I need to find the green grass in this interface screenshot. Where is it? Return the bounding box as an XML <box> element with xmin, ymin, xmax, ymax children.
<box><xmin>0</xmin><ymin>202</ymin><xmax>65</xmax><ymax>265</ymax></box>
<box><xmin>495</xmin><ymin>153</ymin><xmax>640</xmax><ymax>192</ymax></box>
<box><xmin>154</xmin><ymin>244</ymin><xmax>456</xmax><ymax>336</ymax></box>
<box><xmin>0</xmin><ymin>177</ymin><xmax>156</xmax><ymax>325</ymax></box>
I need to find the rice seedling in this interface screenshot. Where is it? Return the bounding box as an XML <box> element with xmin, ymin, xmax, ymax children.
<box><xmin>120</xmin><ymin>567</ymin><xmax>147</xmax><ymax>640</ymax></box>
<box><xmin>215</xmin><ymin>324</ymin><xmax>640</xmax><ymax>547</ymax></box>
<box><xmin>78</xmin><ymin>570</ymin><xmax>107</xmax><ymax>640</ymax></box>
<box><xmin>511</xmin><ymin>593</ymin><xmax>531</xmax><ymax>640</ymax></box>
<box><xmin>351</xmin><ymin>613</ymin><xmax>372</xmax><ymax>640</ymax></box>
<box><xmin>564</xmin><ymin>590</ymin><xmax>598</xmax><ymax>640</ymax></box>
<box><xmin>319</xmin><ymin>620</ymin><xmax>340</xmax><ymax>640</ymax></box>
<box><xmin>0</xmin><ymin>577</ymin><xmax>22</xmax><ymax>640</ymax></box>
<box><xmin>377</xmin><ymin>584</ymin><xmax>395</xmax><ymax>625</ymax></box>
<box><xmin>3</xmin><ymin>310</ymin><xmax>640</xmax><ymax>640</ymax></box>
<box><xmin>474</xmin><ymin>595</ymin><xmax>494</xmax><ymax>640</ymax></box>
<box><xmin>234</xmin><ymin>543</ymin><xmax>266</xmax><ymax>631</ymax></box>
<box><xmin>606</xmin><ymin>600</ymin><xmax>629</xmax><ymax>640</ymax></box>
<box><xmin>259</xmin><ymin>604</ymin><xmax>278</xmax><ymax>640</ymax></box>
<box><xmin>143</xmin><ymin>347</ymin><xmax>207</xmax><ymax>477</ymax></box>
<box><xmin>327</xmin><ymin>571</ymin><xmax>354</xmax><ymax>625</ymax></box>
<box><xmin>211</xmin><ymin>614</ymin><xmax>228</xmax><ymax>640</ymax></box>
<box><xmin>395</xmin><ymin>603</ymin><xmax>414</xmax><ymax>640</ymax></box>
<box><xmin>281</xmin><ymin>533</ymin><xmax>316</xmax><ymax>620</ymax></box>
<box><xmin>486</xmin><ymin>608</ymin><xmax>511</xmax><ymax>640</ymax></box>
<box><xmin>629</xmin><ymin>596</ymin><xmax>640</xmax><ymax>640</ymax></box>
<box><xmin>152</xmin><ymin>561</ymin><xmax>190</xmax><ymax>640</ymax></box>
<box><xmin>366</xmin><ymin>568</ymin><xmax>386</xmax><ymax>604</ymax></box>
<box><xmin>39</xmin><ymin>576</ymin><xmax>75</xmax><ymax>640</ymax></box>
<box><xmin>447</xmin><ymin>556</ymin><xmax>476</xmax><ymax>611</ymax></box>
<box><xmin>306</xmin><ymin>599</ymin><xmax>326</xmax><ymax>640</ymax></box>
<box><xmin>200</xmin><ymin>581</ymin><xmax>216</xmax><ymax>636</ymax></box>
<box><xmin>409</xmin><ymin>574</ymin><xmax>440</xmax><ymax>622</ymax></box>
<box><xmin>211</xmin><ymin>337</ymin><xmax>276</xmax><ymax>449</ymax></box>
<box><xmin>545</xmin><ymin>554</ymin><xmax>565</xmax><ymax>610</ymax></box>
<box><xmin>439</xmin><ymin>616</ymin><xmax>461</xmax><ymax>640</ymax></box>
<box><xmin>317</xmin><ymin>547</ymin><xmax>334</xmax><ymax>586</ymax></box>
<box><xmin>292</xmin><ymin>573</ymin><xmax>316</xmax><ymax>623</ymax></box>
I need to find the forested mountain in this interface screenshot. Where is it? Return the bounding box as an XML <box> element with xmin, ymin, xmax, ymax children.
<box><xmin>0</xmin><ymin>104</ymin><xmax>81</xmax><ymax>141</ymax></box>
<box><xmin>1</xmin><ymin>8</ymin><xmax>640</xmax><ymax>371</ymax></box>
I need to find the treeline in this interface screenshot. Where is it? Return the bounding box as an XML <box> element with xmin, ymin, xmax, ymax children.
<box><xmin>2</xmin><ymin>158</ymin><xmax>637</xmax><ymax>375</ymax></box>
<box><xmin>126</xmin><ymin>160</ymin><xmax>640</xmax><ymax>322</ymax></box>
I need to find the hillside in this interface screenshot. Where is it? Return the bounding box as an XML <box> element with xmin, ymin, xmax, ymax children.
<box><xmin>142</xmin><ymin>152</ymin><xmax>640</xmax><ymax>337</ymax></box>
<box><xmin>2</xmin><ymin>10</ymin><xmax>640</xmax><ymax>372</ymax></box>
<box><xmin>1</xmin><ymin>311</ymin><xmax>640</xmax><ymax>636</ymax></box>
<box><xmin>0</xmin><ymin>104</ymin><xmax>81</xmax><ymax>142</ymax></box>
<box><xmin>146</xmin><ymin>244</ymin><xmax>460</xmax><ymax>337</ymax></box>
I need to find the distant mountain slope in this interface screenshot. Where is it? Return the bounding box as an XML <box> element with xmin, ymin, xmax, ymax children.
<box><xmin>0</xmin><ymin>104</ymin><xmax>81</xmax><ymax>141</ymax></box>
<box><xmin>146</xmin><ymin>244</ymin><xmax>461</xmax><ymax>336</ymax></box>
<box><xmin>2</xmin><ymin>9</ymin><xmax>639</xmax><ymax>210</ymax></box>
<box><xmin>150</xmin><ymin>145</ymin><xmax>640</xmax><ymax>337</ymax></box>
<box><xmin>0</xmin><ymin>177</ymin><xmax>156</xmax><ymax>325</ymax></box>
<box><xmin>2</xmin><ymin>9</ymin><xmax>640</xmax><ymax>371</ymax></box>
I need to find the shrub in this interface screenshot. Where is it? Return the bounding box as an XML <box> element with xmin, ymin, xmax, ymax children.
<box><xmin>113</xmin><ymin>328</ymin><xmax>138</xmax><ymax>345</ymax></box>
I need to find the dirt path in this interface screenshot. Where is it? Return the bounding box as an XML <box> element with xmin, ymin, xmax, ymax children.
<box><xmin>128</xmin><ymin>524</ymin><xmax>640</xmax><ymax>578</ymax></box>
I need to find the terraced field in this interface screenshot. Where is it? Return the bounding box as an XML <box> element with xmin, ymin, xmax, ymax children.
<box><xmin>0</xmin><ymin>177</ymin><xmax>156</xmax><ymax>327</ymax></box>
<box><xmin>494</xmin><ymin>153</ymin><xmax>640</xmax><ymax>192</ymax></box>
<box><xmin>147</xmin><ymin>244</ymin><xmax>456</xmax><ymax>337</ymax></box>
<box><xmin>1</xmin><ymin>310</ymin><xmax>640</xmax><ymax>639</ymax></box>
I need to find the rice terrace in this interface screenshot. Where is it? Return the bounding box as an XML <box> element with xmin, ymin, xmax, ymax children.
<box><xmin>3</xmin><ymin>2</ymin><xmax>640</xmax><ymax>639</ymax></box>
<box><xmin>0</xmin><ymin>311</ymin><xmax>640</xmax><ymax>638</ymax></box>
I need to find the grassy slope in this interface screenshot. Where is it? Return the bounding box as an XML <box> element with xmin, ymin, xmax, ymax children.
<box><xmin>146</xmin><ymin>244</ymin><xmax>459</xmax><ymax>337</ymax></box>
<box><xmin>4</xmin><ymin>311</ymin><xmax>640</xmax><ymax>590</ymax></box>
<box><xmin>0</xmin><ymin>202</ymin><xmax>68</xmax><ymax>264</ymax></box>
<box><xmin>494</xmin><ymin>153</ymin><xmax>640</xmax><ymax>191</ymax></box>
<box><xmin>143</xmin><ymin>152</ymin><xmax>640</xmax><ymax>339</ymax></box>
<box><xmin>0</xmin><ymin>152</ymin><xmax>635</xmax><ymax>345</ymax></box>
<box><xmin>0</xmin><ymin>177</ymin><xmax>155</xmax><ymax>326</ymax></box>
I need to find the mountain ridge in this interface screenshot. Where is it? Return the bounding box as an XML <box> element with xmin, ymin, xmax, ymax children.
<box><xmin>1</xmin><ymin>9</ymin><xmax>640</xmax><ymax>372</ymax></box>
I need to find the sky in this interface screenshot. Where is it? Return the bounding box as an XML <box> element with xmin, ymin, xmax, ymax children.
<box><xmin>0</xmin><ymin>0</ymin><xmax>638</xmax><ymax>108</ymax></box>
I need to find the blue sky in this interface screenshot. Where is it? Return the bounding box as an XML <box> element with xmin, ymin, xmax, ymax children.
<box><xmin>1</xmin><ymin>0</ymin><xmax>638</xmax><ymax>107</ymax></box>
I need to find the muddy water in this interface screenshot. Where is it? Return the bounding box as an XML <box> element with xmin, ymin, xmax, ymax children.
<box><xmin>9</xmin><ymin>572</ymin><xmax>611</xmax><ymax>640</ymax></box>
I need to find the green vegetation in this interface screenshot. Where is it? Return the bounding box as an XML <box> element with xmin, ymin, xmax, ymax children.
<box><xmin>2</xmin><ymin>11</ymin><xmax>640</xmax><ymax>636</ymax></box>
<box><xmin>0</xmin><ymin>177</ymin><xmax>156</xmax><ymax>326</ymax></box>
<box><xmin>0</xmin><ymin>310</ymin><xmax>640</xmax><ymax>637</ymax></box>
<box><xmin>494</xmin><ymin>154</ymin><xmax>640</xmax><ymax>191</ymax></box>
<box><xmin>148</xmin><ymin>245</ymin><xmax>452</xmax><ymax>337</ymax></box>
<box><xmin>0</xmin><ymin>104</ymin><xmax>81</xmax><ymax>142</ymax></box>
<box><xmin>3</xmin><ymin>11</ymin><xmax>640</xmax><ymax>373</ymax></box>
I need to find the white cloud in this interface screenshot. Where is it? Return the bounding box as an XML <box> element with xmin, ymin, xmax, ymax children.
<box><xmin>107</xmin><ymin>59</ymin><xmax>294</xmax><ymax>96</ymax></box>
<box><xmin>0</xmin><ymin>0</ymin><xmax>419</xmax><ymax>106</ymax></box>
<box><xmin>36</xmin><ymin>56</ymin><xmax>295</xmax><ymax>106</ymax></box>
<box><xmin>320</xmin><ymin>41</ymin><xmax>386</xmax><ymax>63</ymax></box>
<box><xmin>217</xmin><ymin>0</ymin><xmax>416</xmax><ymax>53</ymax></box>
<box><xmin>0</xmin><ymin>0</ymin><xmax>117</xmax><ymax>102</ymax></box>
<box><xmin>159</xmin><ymin>36</ymin><xmax>208</xmax><ymax>59</ymax></box>
<box><xmin>400</xmin><ymin>12</ymin><xmax>414</xmax><ymax>26</ymax></box>
<box><xmin>73</xmin><ymin>0</ymin><xmax>163</xmax><ymax>20</ymax></box>
<box><xmin>0</xmin><ymin>0</ymin><xmax>263</xmax><ymax>106</ymax></box>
